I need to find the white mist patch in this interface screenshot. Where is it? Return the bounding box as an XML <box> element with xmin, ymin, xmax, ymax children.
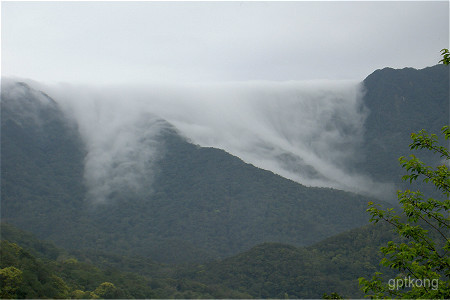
<box><xmin>40</xmin><ymin>80</ymin><xmax>394</xmax><ymax>202</ymax></box>
<box><xmin>44</xmin><ymin>85</ymin><xmax>168</xmax><ymax>203</ymax></box>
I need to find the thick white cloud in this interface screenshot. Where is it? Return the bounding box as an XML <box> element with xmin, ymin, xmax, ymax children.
<box><xmin>31</xmin><ymin>79</ymin><xmax>396</xmax><ymax>202</ymax></box>
<box><xmin>2</xmin><ymin>1</ymin><xmax>448</xmax><ymax>84</ymax></box>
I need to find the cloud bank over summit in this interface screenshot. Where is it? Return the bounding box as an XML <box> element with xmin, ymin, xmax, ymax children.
<box><xmin>30</xmin><ymin>80</ymin><xmax>394</xmax><ymax>201</ymax></box>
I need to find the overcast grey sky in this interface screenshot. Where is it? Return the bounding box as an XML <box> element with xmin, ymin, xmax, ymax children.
<box><xmin>2</xmin><ymin>1</ymin><xmax>449</xmax><ymax>84</ymax></box>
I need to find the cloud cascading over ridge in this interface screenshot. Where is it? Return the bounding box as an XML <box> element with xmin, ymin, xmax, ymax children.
<box><xmin>35</xmin><ymin>80</ymin><xmax>394</xmax><ymax>202</ymax></box>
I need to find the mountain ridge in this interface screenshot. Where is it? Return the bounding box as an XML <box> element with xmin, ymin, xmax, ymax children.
<box><xmin>1</xmin><ymin>64</ymin><xmax>447</xmax><ymax>264</ymax></box>
<box><xmin>2</xmin><ymin>80</ymin><xmax>380</xmax><ymax>263</ymax></box>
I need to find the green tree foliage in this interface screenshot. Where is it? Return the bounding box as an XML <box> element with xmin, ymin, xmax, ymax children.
<box><xmin>92</xmin><ymin>282</ymin><xmax>120</xmax><ymax>298</ymax></box>
<box><xmin>359</xmin><ymin>126</ymin><xmax>450</xmax><ymax>298</ymax></box>
<box><xmin>0</xmin><ymin>225</ymin><xmax>253</xmax><ymax>299</ymax></box>
<box><xmin>440</xmin><ymin>48</ymin><xmax>450</xmax><ymax>65</ymax></box>
<box><xmin>0</xmin><ymin>240</ymin><xmax>72</xmax><ymax>298</ymax></box>
<box><xmin>0</xmin><ymin>266</ymin><xmax>23</xmax><ymax>299</ymax></box>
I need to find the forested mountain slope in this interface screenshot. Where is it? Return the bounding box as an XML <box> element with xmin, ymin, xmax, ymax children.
<box><xmin>1</xmin><ymin>219</ymin><xmax>399</xmax><ymax>299</ymax></box>
<box><xmin>1</xmin><ymin>82</ymin><xmax>87</xmax><ymax>247</ymax></box>
<box><xmin>1</xmin><ymin>64</ymin><xmax>447</xmax><ymax>265</ymax></box>
<box><xmin>184</xmin><ymin>221</ymin><xmax>400</xmax><ymax>299</ymax></box>
<box><xmin>358</xmin><ymin>64</ymin><xmax>449</xmax><ymax>185</ymax></box>
<box><xmin>0</xmin><ymin>223</ymin><xmax>249</xmax><ymax>299</ymax></box>
<box><xmin>1</xmin><ymin>81</ymin><xmax>377</xmax><ymax>263</ymax></box>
